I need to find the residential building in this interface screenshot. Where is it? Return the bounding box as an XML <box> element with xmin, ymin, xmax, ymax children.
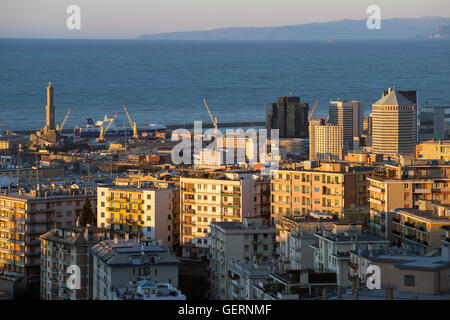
<box><xmin>368</xmin><ymin>163</ymin><xmax>450</xmax><ymax>239</ymax></box>
<box><xmin>0</xmin><ymin>185</ymin><xmax>96</xmax><ymax>287</ymax></box>
<box><xmin>309</xmin><ymin>119</ymin><xmax>343</xmax><ymax>160</ymax></box>
<box><xmin>252</xmin><ymin>268</ymin><xmax>337</xmax><ymax>300</ymax></box>
<box><xmin>310</xmin><ymin>223</ymin><xmax>389</xmax><ymax>287</ymax></box>
<box><xmin>40</xmin><ymin>225</ymin><xmax>107</xmax><ymax>300</ymax></box>
<box><xmin>276</xmin><ymin>214</ymin><xmax>339</xmax><ymax>271</ymax></box>
<box><xmin>208</xmin><ymin>218</ymin><xmax>277</xmax><ymax>300</ymax></box>
<box><xmin>112</xmin><ymin>279</ymin><xmax>186</xmax><ymax>300</ymax></box>
<box><xmin>270</xmin><ymin>162</ymin><xmax>374</xmax><ymax>221</ymax></box>
<box><xmin>266</xmin><ymin>96</ymin><xmax>309</xmax><ymax>139</ymax></box>
<box><xmin>416</xmin><ymin>140</ymin><xmax>450</xmax><ymax>162</ymax></box>
<box><xmin>349</xmin><ymin>245</ymin><xmax>450</xmax><ymax>295</ymax></box>
<box><xmin>391</xmin><ymin>201</ymin><xmax>450</xmax><ymax>254</ymax></box>
<box><xmin>97</xmin><ymin>184</ymin><xmax>176</xmax><ymax>250</ymax></box>
<box><xmin>371</xmin><ymin>88</ymin><xmax>417</xmax><ymax>156</ymax></box>
<box><xmin>91</xmin><ymin>237</ymin><xmax>181</xmax><ymax>300</ymax></box>
<box><xmin>329</xmin><ymin>100</ymin><xmax>364</xmax><ymax>151</ymax></box>
<box><xmin>180</xmin><ymin>171</ymin><xmax>270</xmax><ymax>259</ymax></box>
<box><xmin>227</xmin><ymin>261</ymin><xmax>272</xmax><ymax>300</ymax></box>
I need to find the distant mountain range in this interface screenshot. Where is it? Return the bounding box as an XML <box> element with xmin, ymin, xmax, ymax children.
<box><xmin>137</xmin><ymin>17</ymin><xmax>450</xmax><ymax>40</ymax></box>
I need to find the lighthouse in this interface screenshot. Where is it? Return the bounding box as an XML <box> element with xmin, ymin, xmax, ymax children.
<box><xmin>45</xmin><ymin>81</ymin><xmax>56</xmax><ymax>130</ymax></box>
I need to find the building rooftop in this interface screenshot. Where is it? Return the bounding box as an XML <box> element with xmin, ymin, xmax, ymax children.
<box><xmin>355</xmin><ymin>246</ymin><xmax>450</xmax><ymax>271</ymax></box>
<box><xmin>91</xmin><ymin>238</ymin><xmax>180</xmax><ymax>267</ymax></box>
<box><xmin>112</xmin><ymin>280</ymin><xmax>186</xmax><ymax>300</ymax></box>
<box><xmin>395</xmin><ymin>208</ymin><xmax>450</xmax><ymax>222</ymax></box>
<box><xmin>374</xmin><ymin>89</ymin><xmax>415</xmax><ymax>106</ymax></box>
<box><xmin>229</xmin><ymin>261</ymin><xmax>272</xmax><ymax>279</ymax></box>
<box><xmin>40</xmin><ymin>225</ymin><xmax>108</xmax><ymax>245</ymax></box>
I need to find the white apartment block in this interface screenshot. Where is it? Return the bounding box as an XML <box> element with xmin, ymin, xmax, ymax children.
<box><xmin>91</xmin><ymin>238</ymin><xmax>180</xmax><ymax>300</ymax></box>
<box><xmin>208</xmin><ymin>217</ymin><xmax>277</xmax><ymax>300</ymax></box>
<box><xmin>40</xmin><ymin>225</ymin><xmax>107</xmax><ymax>300</ymax></box>
<box><xmin>311</xmin><ymin>223</ymin><xmax>389</xmax><ymax>288</ymax></box>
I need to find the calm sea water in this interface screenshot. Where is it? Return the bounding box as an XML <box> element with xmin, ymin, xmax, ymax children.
<box><xmin>0</xmin><ymin>38</ymin><xmax>449</xmax><ymax>131</ymax></box>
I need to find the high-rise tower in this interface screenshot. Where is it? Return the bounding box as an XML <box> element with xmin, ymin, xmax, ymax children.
<box><xmin>45</xmin><ymin>81</ymin><xmax>55</xmax><ymax>130</ymax></box>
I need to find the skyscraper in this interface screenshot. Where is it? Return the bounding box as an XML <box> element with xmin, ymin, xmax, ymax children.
<box><xmin>329</xmin><ymin>100</ymin><xmax>364</xmax><ymax>151</ymax></box>
<box><xmin>266</xmin><ymin>96</ymin><xmax>309</xmax><ymax>138</ymax></box>
<box><xmin>371</xmin><ymin>88</ymin><xmax>417</xmax><ymax>156</ymax></box>
<box><xmin>309</xmin><ymin>118</ymin><xmax>343</xmax><ymax>160</ymax></box>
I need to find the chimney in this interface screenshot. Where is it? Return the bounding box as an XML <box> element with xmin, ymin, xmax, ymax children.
<box><xmin>337</xmin><ymin>286</ymin><xmax>342</xmax><ymax>299</ymax></box>
<box><xmin>385</xmin><ymin>287</ymin><xmax>393</xmax><ymax>300</ymax></box>
<box><xmin>322</xmin><ymin>288</ymin><xmax>328</xmax><ymax>300</ymax></box>
<box><xmin>442</xmin><ymin>245</ymin><xmax>450</xmax><ymax>262</ymax></box>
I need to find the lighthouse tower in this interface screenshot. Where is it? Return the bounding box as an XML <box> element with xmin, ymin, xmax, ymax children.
<box><xmin>45</xmin><ymin>81</ymin><xmax>56</xmax><ymax>130</ymax></box>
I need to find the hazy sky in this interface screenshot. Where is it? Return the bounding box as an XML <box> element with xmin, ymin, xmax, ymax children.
<box><xmin>1</xmin><ymin>0</ymin><xmax>450</xmax><ymax>39</ymax></box>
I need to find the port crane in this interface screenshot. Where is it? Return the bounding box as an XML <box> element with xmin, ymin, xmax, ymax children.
<box><xmin>308</xmin><ymin>100</ymin><xmax>319</xmax><ymax>121</ymax></box>
<box><xmin>122</xmin><ymin>105</ymin><xmax>138</xmax><ymax>139</ymax></box>
<box><xmin>203</xmin><ymin>99</ymin><xmax>218</xmax><ymax>133</ymax></box>
<box><xmin>97</xmin><ymin>112</ymin><xmax>118</xmax><ymax>142</ymax></box>
<box><xmin>56</xmin><ymin>108</ymin><xmax>71</xmax><ymax>132</ymax></box>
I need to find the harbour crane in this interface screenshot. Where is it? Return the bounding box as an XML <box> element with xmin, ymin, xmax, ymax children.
<box><xmin>308</xmin><ymin>100</ymin><xmax>319</xmax><ymax>121</ymax></box>
<box><xmin>203</xmin><ymin>99</ymin><xmax>218</xmax><ymax>132</ymax></box>
<box><xmin>97</xmin><ymin>112</ymin><xmax>118</xmax><ymax>142</ymax></box>
<box><xmin>123</xmin><ymin>105</ymin><xmax>138</xmax><ymax>139</ymax></box>
<box><xmin>56</xmin><ymin>108</ymin><xmax>71</xmax><ymax>132</ymax></box>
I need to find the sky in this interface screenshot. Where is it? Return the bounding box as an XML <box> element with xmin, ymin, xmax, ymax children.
<box><xmin>1</xmin><ymin>0</ymin><xmax>450</xmax><ymax>39</ymax></box>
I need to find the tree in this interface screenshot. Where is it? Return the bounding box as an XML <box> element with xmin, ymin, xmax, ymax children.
<box><xmin>79</xmin><ymin>197</ymin><xmax>94</xmax><ymax>226</ymax></box>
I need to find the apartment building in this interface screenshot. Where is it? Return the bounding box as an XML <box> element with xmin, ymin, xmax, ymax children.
<box><xmin>309</xmin><ymin>119</ymin><xmax>344</xmax><ymax>160</ymax></box>
<box><xmin>391</xmin><ymin>201</ymin><xmax>450</xmax><ymax>254</ymax></box>
<box><xmin>416</xmin><ymin>140</ymin><xmax>450</xmax><ymax>162</ymax></box>
<box><xmin>112</xmin><ymin>280</ymin><xmax>186</xmax><ymax>300</ymax></box>
<box><xmin>40</xmin><ymin>225</ymin><xmax>107</xmax><ymax>300</ymax></box>
<box><xmin>270</xmin><ymin>162</ymin><xmax>374</xmax><ymax>221</ymax></box>
<box><xmin>227</xmin><ymin>261</ymin><xmax>272</xmax><ymax>300</ymax></box>
<box><xmin>252</xmin><ymin>268</ymin><xmax>338</xmax><ymax>300</ymax></box>
<box><xmin>371</xmin><ymin>88</ymin><xmax>417</xmax><ymax>156</ymax></box>
<box><xmin>311</xmin><ymin>223</ymin><xmax>389</xmax><ymax>287</ymax></box>
<box><xmin>208</xmin><ymin>218</ymin><xmax>277</xmax><ymax>300</ymax></box>
<box><xmin>114</xmin><ymin>176</ymin><xmax>182</xmax><ymax>254</ymax></box>
<box><xmin>329</xmin><ymin>100</ymin><xmax>364</xmax><ymax>151</ymax></box>
<box><xmin>91</xmin><ymin>238</ymin><xmax>180</xmax><ymax>300</ymax></box>
<box><xmin>0</xmin><ymin>185</ymin><xmax>96</xmax><ymax>286</ymax></box>
<box><xmin>180</xmin><ymin>171</ymin><xmax>270</xmax><ymax>259</ymax></box>
<box><xmin>276</xmin><ymin>214</ymin><xmax>339</xmax><ymax>271</ymax></box>
<box><xmin>368</xmin><ymin>163</ymin><xmax>450</xmax><ymax>239</ymax></box>
<box><xmin>349</xmin><ymin>245</ymin><xmax>450</xmax><ymax>295</ymax></box>
<box><xmin>97</xmin><ymin>184</ymin><xmax>175</xmax><ymax>250</ymax></box>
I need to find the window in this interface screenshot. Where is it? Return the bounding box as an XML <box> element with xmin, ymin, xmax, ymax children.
<box><xmin>294</xmin><ymin>186</ymin><xmax>299</xmax><ymax>192</ymax></box>
<box><xmin>263</xmin><ymin>245</ymin><xmax>268</xmax><ymax>251</ymax></box>
<box><xmin>147</xmin><ymin>205</ymin><xmax>151</xmax><ymax>210</ymax></box>
<box><xmin>101</xmin><ymin>202</ymin><xmax>105</xmax><ymax>207</ymax></box>
<box><xmin>404</xmin><ymin>275</ymin><xmax>415</xmax><ymax>286</ymax></box>
<box><xmin>147</xmin><ymin>194</ymin><xmax>151</xmax><ymax>200</ymax></box>
<box><xmin>294</xmin><ymin>175</ymin><xmax>300</xmax><ymax>180</ymax></box>
<box><xmin>314</xmin><ymin>175</ymin><xmax>320</xmax><ymax>181</ymax></box>
<box><xmin>146</xmin><ymin>216</ymin><xmax>151</xmax><ymax>221</ymax></box>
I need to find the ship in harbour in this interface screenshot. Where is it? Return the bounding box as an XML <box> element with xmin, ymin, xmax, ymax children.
<box><xmin>74</xmin><ymin>106</ymin><xmax>167</xmax><ymax>139</ymax></box>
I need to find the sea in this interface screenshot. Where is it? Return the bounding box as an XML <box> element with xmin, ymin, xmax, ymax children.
<box><xmin>0</xmin><ymin>38</ymin><xmax>449</xmax><ymax>131</ymax></box>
